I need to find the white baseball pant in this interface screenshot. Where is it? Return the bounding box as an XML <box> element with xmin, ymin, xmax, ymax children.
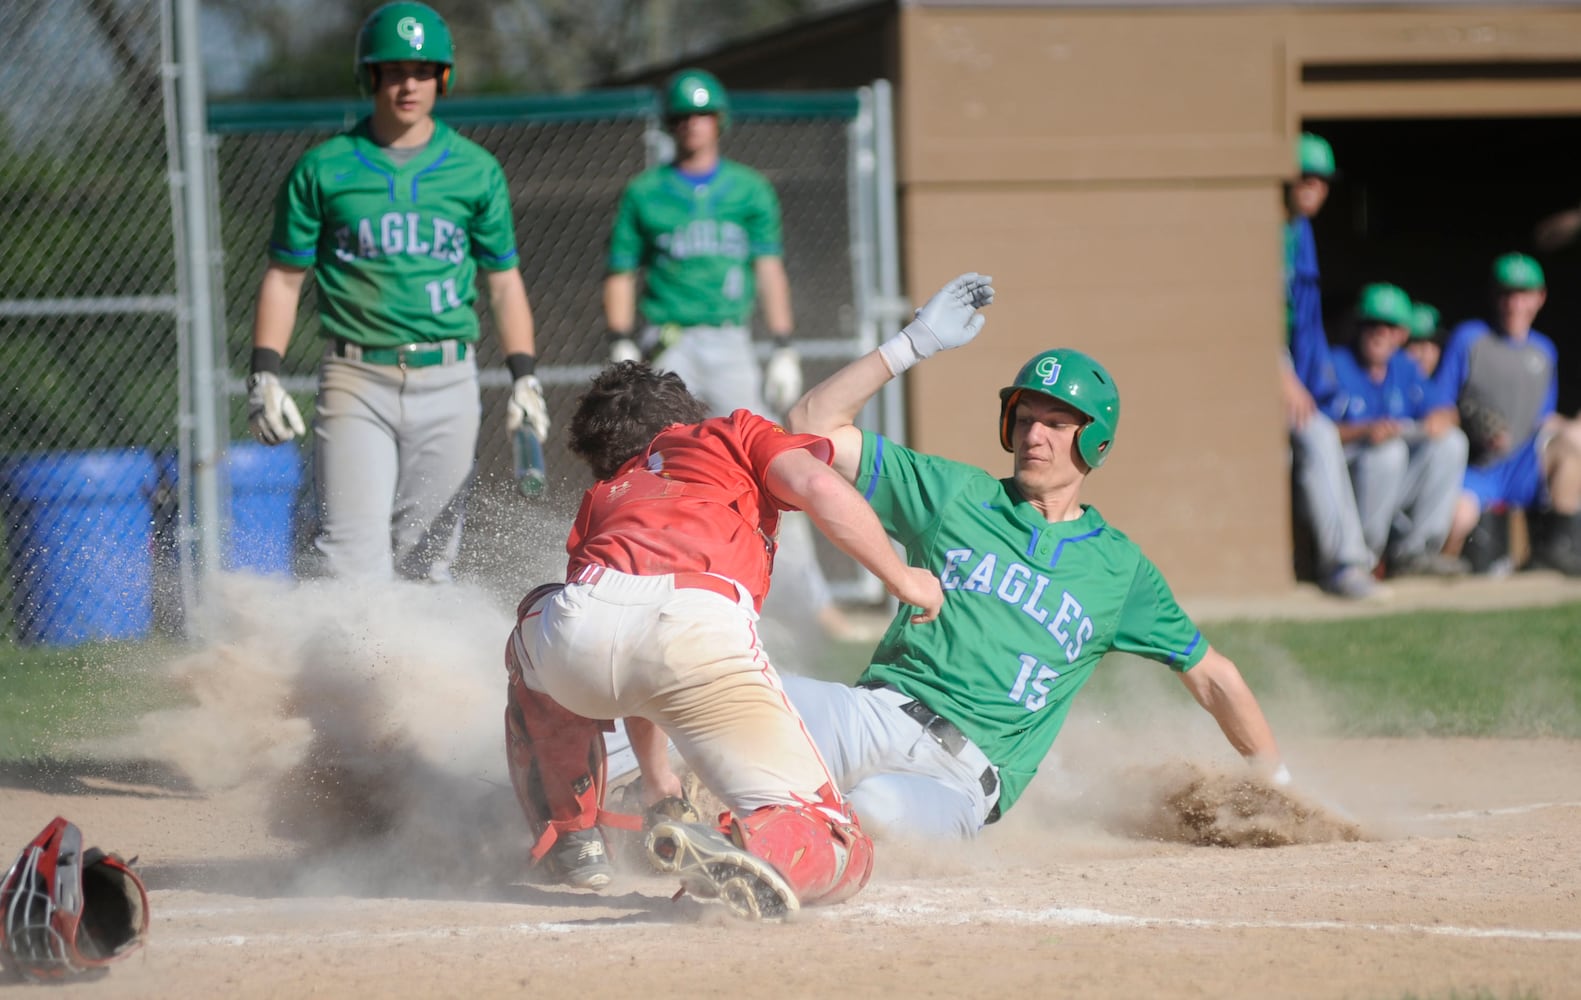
<box><xmin>510</xmin><ymin>567</ymin><xmax>837</xmax><ymax>814</ymax></box>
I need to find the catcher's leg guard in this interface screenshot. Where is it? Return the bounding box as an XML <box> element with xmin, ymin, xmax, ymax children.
<box><xmin>728</xmin><ymin>785</ymin><xmax>874</xmax><ymax>907</ymax></box>
<box><xmin>503</xmin><ymin>673</ymin><xmax>614</xmax><ymax>888</ymax></box>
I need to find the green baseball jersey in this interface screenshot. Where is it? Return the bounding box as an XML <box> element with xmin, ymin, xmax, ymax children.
<box><xmin>607</xmin><ymin>159</ymin><xmax>783</xmax><ymax>327</ymax></box>
<box><xmin>855</xmin><ymin>431</ymin><xmax>1207</xmax><ymax>814</ymax></box>
<box><xmin>268</xmin><ymin>117</ymin><xmax>520</xmax><ymax>348</ymax></box>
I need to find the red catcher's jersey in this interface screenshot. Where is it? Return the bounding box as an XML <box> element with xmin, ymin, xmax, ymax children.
<box><xmin>566</xmin><ymin>410</ymin><xmax>833</xmax><ymax>610</ymax></box>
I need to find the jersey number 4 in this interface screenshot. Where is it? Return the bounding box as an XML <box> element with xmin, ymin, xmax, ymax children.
<box><xmin>1007</xmin><ymin>653</ymin><xmax>1060</xmax><ymax>712</ymax></box>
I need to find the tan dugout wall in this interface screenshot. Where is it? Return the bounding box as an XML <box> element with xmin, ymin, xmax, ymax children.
<box><xmin>896</xmin><ymin>4</ymin><xmax>1581</xmax><ymax>599</ymax></box>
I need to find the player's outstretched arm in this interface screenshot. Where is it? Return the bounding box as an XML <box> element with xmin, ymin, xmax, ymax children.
<box><xmin>766</xmin><ymin>449</ymin><xmax>943</xmax><ymax>621</ymax></box>
<box><xmin>786</xmin><ymin>271</ymin><xmax>994</xmax><ymax>481</ymax></box>
<box><xmin>1178</xmin><ymin>646</ymin><xmax>1289</xmax><ymax>784</ymax></box>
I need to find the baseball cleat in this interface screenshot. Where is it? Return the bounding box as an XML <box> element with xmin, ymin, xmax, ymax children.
<box><xmin>645</xmin><ymin>820</ymin><xmax>799</xmax><ymax>920</ymax></box>
<box><xmin>544</xmin><ymin>827</ymin><xmax>614</xmax><ymax>891</ymax></box>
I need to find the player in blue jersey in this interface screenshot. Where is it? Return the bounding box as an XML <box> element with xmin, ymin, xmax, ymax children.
<box><xmin>1325</xmin><ymin>283</ymin><xmax>1467</xmax><ymax>577</ymax></box>
<box><xmin>1283</xmin><ymin>133</ymin><xmax>1378</xmax><ymax>598</ymax></box>
<box><xmin>1432</xmin><ymin>254</ymin><xmax>1581</xmax><ymax>575</ymax></box>
<box><xmin>1405</xmin><ymin>301</ymin><xmax>1444</xmax><ymax>378</ymax></box>
<box><xmin>779</xmin><ymin>274</ymin><xmax>1289</xmax><ymax>840</ymax></box>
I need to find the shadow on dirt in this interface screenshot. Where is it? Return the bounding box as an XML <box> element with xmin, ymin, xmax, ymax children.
<box><xmin>135</xmin><ymin>853</ymin><xmax>683</xmax><ymax>920</ymax></box>
<box><xmin>0</xmin><ymin>756</ymin><xmax>199</xmax><ymax>798</ymax></box>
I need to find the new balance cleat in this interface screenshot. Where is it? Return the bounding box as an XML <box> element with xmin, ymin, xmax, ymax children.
<box><xmin>544</xmin><ymin>827</ymin><xmax>614</xmax><ymax>891</ymax></box>
<box><xmin>645</xmin><ymin>820</ymin><xmax>799</xmax><ymax>920</ymax></box>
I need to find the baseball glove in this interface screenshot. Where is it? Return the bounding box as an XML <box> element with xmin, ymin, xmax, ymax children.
<box><xmin>1458</xmin><ymin>395</ymin><xmax>1509</xmax><ymax>461</ymax></box>
<box><xmin>644</xmin><ymin>794</ymin><xmax>705</xmax><ymax>826</ymax></box>
<box><xmin>0</xmin><ymin>817</ymin><xmax>148</xmax><ymax>982</ymax></box>
<box><xmin>611</xmin><ymin>772</ymin><xmax>707</xmax><ymax>829</ymax></box>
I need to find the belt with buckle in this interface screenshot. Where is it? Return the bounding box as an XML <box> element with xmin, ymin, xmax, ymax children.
<box><xmin>571</xmin><ymin>565</ymin><xmax>739</xmax><ymax>604</ymax></box>
<box><xmin>858</xmin><ymin>681</ymin><xmax>1001</xmax><ymax>822</ymax></box>
<box><xmin>334</xmin><ymin>339</ymin><xmax>467</xmax><ymax>368</ymax></box>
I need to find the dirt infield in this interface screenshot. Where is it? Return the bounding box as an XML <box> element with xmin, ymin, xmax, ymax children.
<box><xmin>3</xmin><ymin>576</ymin><xmax>1579</xmax><ymax>998</ymax></box>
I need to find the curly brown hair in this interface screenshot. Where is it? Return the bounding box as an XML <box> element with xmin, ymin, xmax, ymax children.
<box><xmin>568</xmin><ymin>362</ymin><xmax>710</xmax><ymax>480</ymax></box>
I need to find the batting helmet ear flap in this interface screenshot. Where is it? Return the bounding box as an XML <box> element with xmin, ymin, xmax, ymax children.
<box><xmin>997</xmin><ymin>388</ymin><xmax>1022</xmax><ymax>452</ymax></box>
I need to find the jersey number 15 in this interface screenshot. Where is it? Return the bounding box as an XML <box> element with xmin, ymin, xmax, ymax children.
<box><xmin>1007</xmin><ymin>653</ymin><xmax>1060</xmax><ymax>712</ymax></box>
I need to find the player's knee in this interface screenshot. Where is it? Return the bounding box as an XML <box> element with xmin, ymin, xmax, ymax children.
<box><xmin>1369</xmin><ymin>437</ymin><xmax>1409</xmax><ymax>475</ymax></box>
<box><xmin>1435</xmin><ymin>426</ymin><xmax>1469</xmax><ymax>464</ymax></box>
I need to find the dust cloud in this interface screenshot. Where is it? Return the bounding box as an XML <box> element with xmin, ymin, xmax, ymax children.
<box><xmin>110</xmin><ymin>570</ymin><xmax>535</xmax><ymax>895</ymax></box>
<box><xmin>865</xmin><ymin>648</ymin><xmax>1370</xmax><ymax>881</ymax></box>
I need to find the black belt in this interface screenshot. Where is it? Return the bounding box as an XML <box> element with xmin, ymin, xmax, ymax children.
<box><xmin>858</xmin><ymin>681</ymin><xmax>1001</xmax><ymax>823</ymax></box>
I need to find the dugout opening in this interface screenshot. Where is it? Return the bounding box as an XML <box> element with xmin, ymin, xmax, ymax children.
<box><xmin>1306</xmin><ymin>116</ymin><xmax>1581</xmax><ymax>416</ymax></box>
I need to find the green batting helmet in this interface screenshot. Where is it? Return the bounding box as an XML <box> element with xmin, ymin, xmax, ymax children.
<box><xmin>998</xmin><ymin>349</ymin><xmax>1120</xmax><ymax>469</ymax></box>
<box><xmin>1354</xmin><ymin>282</ymin><xmax>1413</xmax><ymax>327</ymax></box>
<box><xmin>356</xmin><ymin>2</ymin><xmax>454</xmax><ymax>96</ymax></box>
<box><xmin>1492</xmin><ymin>252</ymin><xmax>1545</xmax><ymax>291</ymax></box>
<box><xmin>1410</xmin><ymin>302</ymin><xmax>1440</xmax><ymax>341</ymax></box>
<box><xmin>665</xmin><ymin>68</ymin><xmax>730</xmax><ymax>126</ymax></box>
<box><xmin>1297</xmin><ymin>132</ymin><xmax>1337</xmax><ymax>180</ymax></box>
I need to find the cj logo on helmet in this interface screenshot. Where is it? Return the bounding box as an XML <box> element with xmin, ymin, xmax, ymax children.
<box><xmin>398</xmin><ymin>16</ymin><xmax>426</xmax><ymax>50</ymax></box>
<box><xmin>1035</xmin><ymin>357</ymin><xmax>1062</xmax><ymax>386</ymax></box>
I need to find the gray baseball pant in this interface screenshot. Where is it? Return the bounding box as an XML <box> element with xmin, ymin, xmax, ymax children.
<box><xmin>779</xmin><ymin>673</ymin><xmax>995</xmax><ymax>840</ymax></box>
<box><xmin>1347</xmin><ymin>427</ymin><xmax>1468</xmax><ymax>562</ymax></box>
<box><xmin>308</xmin><ymin>354</ymin><xmax>480</xmax><ymax>583</ymax></box>
<box><xmin>1291</xmin><ymin>412</ymin><xmax>1373</xmax><ymax>575</ymax></box>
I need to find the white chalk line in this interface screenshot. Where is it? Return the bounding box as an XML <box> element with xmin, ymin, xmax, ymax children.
<box><xmin>152</xmin><ymin>900</ymin><xmax>1581</xmax><ymax>949</ymax></box>
<box><xmin>1417</xmin><ymin>801</ymin><xmax>1581</xmax><ymax>820</ymax></box>
<box><xmin>158</xmin><ymin>921</ymin><xmax>626</xmax><ymax>950</ymax></box>
<box><xmin>841</xmin><ymin>902</ymin><xmax>1581</xmax><ymax>943</ymax></box>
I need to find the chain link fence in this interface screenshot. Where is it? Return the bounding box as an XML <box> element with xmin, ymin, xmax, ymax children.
<box><xmin>0</xmin><ymin>2</ymin><xmax>899</xmax><ymax>645</ymax></box>
<box><xmin>0</xmin><ymin>0</ymin><xmax>187</xmax><ymax>645</ymax></box>
<box><xmin>209</xmin><ymin>89</ymin><xmax>897</xmax><ymax>603</ymax></box>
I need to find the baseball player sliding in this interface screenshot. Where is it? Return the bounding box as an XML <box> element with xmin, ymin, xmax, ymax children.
<box><xmin>501</xmin><ymin>363</ymin><xmax>942</xmax><ymax>918</ymax></box>
<box><xmin>246</xmin><ymin>2</ymin><xmax>549</xmax><ymax>582</ymax></box>
<box><xmin>778</xmin><ymin>273</ymin><xmax>1290</xmax><ymax>839</ymax></box>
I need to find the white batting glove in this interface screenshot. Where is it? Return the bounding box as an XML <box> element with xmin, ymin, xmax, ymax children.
<box><xmin>879</xmin><ymin>272</ymin><xmax>995</xmax><ymax>375</ymax></box>
<box><xmin>507</xmin><ymin>375</ymin><xmax>551</xmax><ymax>441</ymax></box>
<box><xmin>610</xmin><ymin>337</ymin><xmax>642</xmax><ymax>365</ymax></box>
<box><xmin>246</xmin><ymin>372</ymin><xmax>305</xmax><ymax>446</ymax></box>
<box><xmin>761</xmin><ymin>344</ymin><xmax>803</xmax><ymax>414</ymax></box>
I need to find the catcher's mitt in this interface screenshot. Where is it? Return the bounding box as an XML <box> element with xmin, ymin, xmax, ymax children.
<box><xmin>644</xmin><ymin>794</ymin><xmax>704</xmax><ymax>826</ymax></box>
<box><xmin>610</xmin><ymin>772</ymin><xmax>707</xmax><ymax>828</ymax></box>
<box><xmin>1458</xmin><ymin>395</ymin><xmax>1509</xmax><ymax>461</ymax></box>
<box><xmin>0</xmin><ymin>817</ymin><xmax>148</xmax><ymax>982</ymax></box>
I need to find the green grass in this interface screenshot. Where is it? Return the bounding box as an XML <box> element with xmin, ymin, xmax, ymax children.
<box><xmin>828</xmin><ymin>601</ymin><xmax>1581</xmax><ymax>740</ymax></box>
<box><xmin>0</xmin><ymin>639</ymin><xmax>189</xmax><ymax>759</ymax></box>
